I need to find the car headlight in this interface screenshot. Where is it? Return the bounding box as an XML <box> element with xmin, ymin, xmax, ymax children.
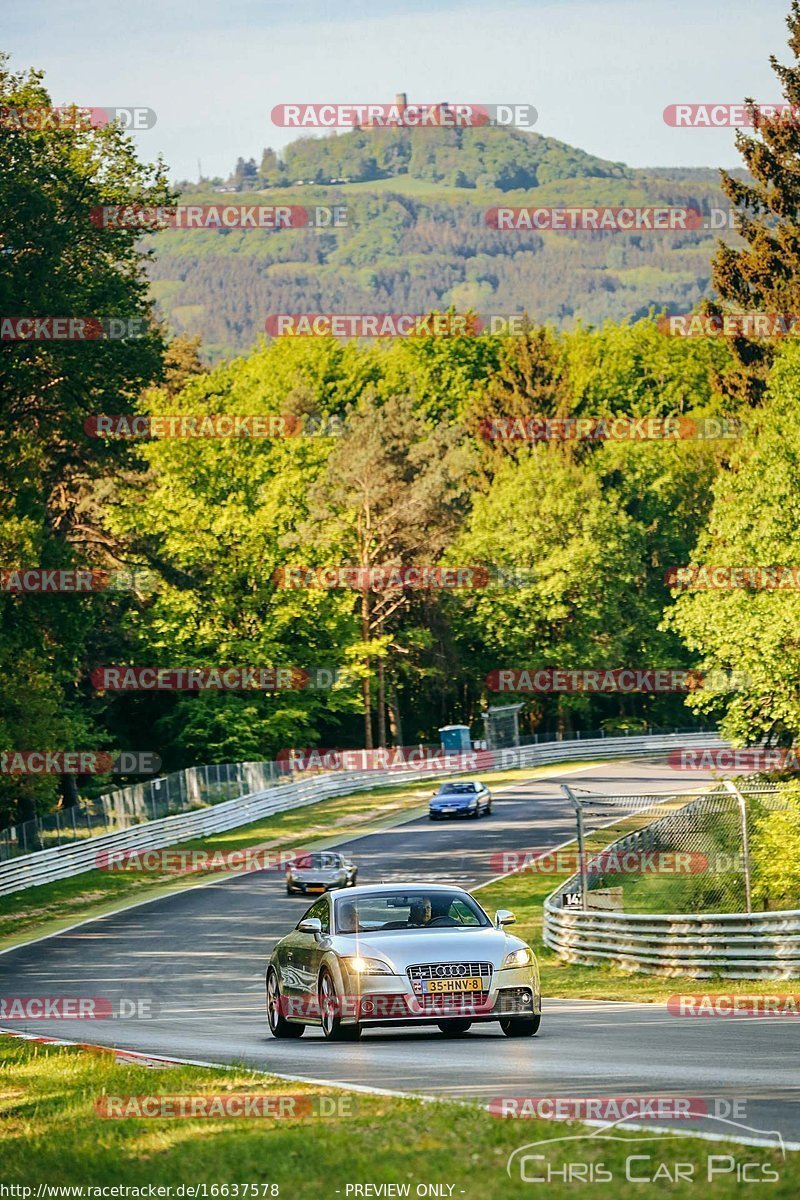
<box><xmin>503</xmin><ymin>947</ymin><xmax>533</xmax><ymax>968</ymax></box>
<box><xmin>341</xmin><ymin>956</ymin><xmax>394</xmax><ymax>976</ymax></box>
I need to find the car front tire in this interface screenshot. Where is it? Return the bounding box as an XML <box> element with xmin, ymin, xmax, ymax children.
<box><xmin>500</xmin><ymin>1013</ymin><xmax>541</xmax><ymax>1037</ymax></box>
<box><xmin>319</xmin><ymin>967</ymin><xmax>361</xmax><ymax>1041</ymax></box>
<box><xmin>266</xmin><ymin>968</ymin><xmax>305</xmax><ymax>1038</ymax></box>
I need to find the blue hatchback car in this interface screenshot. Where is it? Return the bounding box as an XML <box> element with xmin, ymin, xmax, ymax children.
<box><xmin>429</xmin><ymin>779</ymin><xmax>492</xmax><ymax>819</ymax></box>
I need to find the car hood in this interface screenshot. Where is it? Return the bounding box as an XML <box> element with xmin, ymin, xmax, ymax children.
<box><xmin>431</xmin><ymin>795</ymin><xmax>474</xmax><ymax>804</ymax></box>
<box><xmin>291</xmin><ymin>869</ymin><xmax>342</xmax><ymax>880</ymax></box>
<box><xmin>324</xmin><ymin>927</ymin><xmax>527</xmax><ymax>971</ymax></box>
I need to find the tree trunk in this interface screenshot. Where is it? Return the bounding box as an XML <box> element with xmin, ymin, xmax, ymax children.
<box><xmin>377</xmin><ymin>657</ymin><xmax>387</xmax><ymax>748</ymax></box>
<box><xmin>361</xmin><ymin>589</ymin><xmax>373</xmax><ymax>749</ymax></box>
<box><xmin>388</xmin><ymin>681</ymin><xmax>404</xmax><ymax>747</ymax></box>
<box><xmin>59</xmin><ymin>774</ymin><xmax>79</xmax><ymax>809</ymax></box>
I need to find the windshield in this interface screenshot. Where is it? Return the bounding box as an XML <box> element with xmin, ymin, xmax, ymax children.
<box><xmin>334</xmin><ymin>890</ymin><xmax>490</xmax><ymax>934</ymax></box>
<box><xmin>295</xmin><ymin>853</ymin><xmax>340</xmax><ymax>870</ymax></box>
<box><xmin>438</xmin><ymin>783</ymin><xmax>476</xmax><ymax>794</ymax></box>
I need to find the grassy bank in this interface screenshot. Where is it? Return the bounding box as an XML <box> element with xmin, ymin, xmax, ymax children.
<box><xmin>0</xmin><ymin>1036</ymin><xmax>793</xmax><ymax>1197</ymax></box>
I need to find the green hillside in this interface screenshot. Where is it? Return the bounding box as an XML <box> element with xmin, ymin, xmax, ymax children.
<box><xmin>149</xmin><ymin>126</ymin><xmax>737</xmax><ymax>359</ymax></box>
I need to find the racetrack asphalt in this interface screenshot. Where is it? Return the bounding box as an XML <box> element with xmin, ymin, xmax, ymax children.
<box><xmin>2</xmin><ymin>756</ymin><xmax>799</xmax><ymax>1151</ymax></box>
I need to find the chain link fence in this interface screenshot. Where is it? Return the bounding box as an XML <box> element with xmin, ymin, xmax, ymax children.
<box><xmin>0</xmin><ymin>761</ymin><xmax>282</xmax><ymax>861</ymax></box>
<box><xmin>561</xmin><ymin>779</ymin><xmax>799</xmax><ymax>915</ymax></box>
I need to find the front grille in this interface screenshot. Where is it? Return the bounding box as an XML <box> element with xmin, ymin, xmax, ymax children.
<box><xmin>407</xmin><ymin>961</ymin><xmax>493</xmax><ymax>981</ymax></box>
<box><xmin>416</xmin><ymin>993</ymin><xmax>491</xmax><ymax>1015</ymax></box>
<box><xmin>407</xmin><ymin>961</ymin><xmax>493</xmax><ymax>1006</ymax></box>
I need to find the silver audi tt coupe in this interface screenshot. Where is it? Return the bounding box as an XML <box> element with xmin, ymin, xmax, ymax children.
<box><xmin>265</xmin><ymin>883</ymin><xmax>541</xmax><ymax>1041</ymax></box>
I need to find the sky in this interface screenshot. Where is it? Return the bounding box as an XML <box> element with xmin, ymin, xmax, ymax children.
<box><xmin>4</xmin><ymin>0</ymin><xmax>794</xmax><ymax>182</ymax></box>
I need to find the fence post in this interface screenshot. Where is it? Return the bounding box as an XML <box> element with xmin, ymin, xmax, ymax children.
<box><xmin>562</xmin><ymin>783</ymin><xmax>588</xmax><ymax>912</ymax></box>
<box><xmin>724</xmin><ymin>779</ymin><xmax>752</xmax><ymax>914</ymax></box>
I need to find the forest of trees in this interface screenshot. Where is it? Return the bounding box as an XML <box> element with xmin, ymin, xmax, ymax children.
<box><xmin>6</xmin><ymin>1</ymin><xmax>800</xmax><ymax>832</ymax></box>
<box><xmin>159</xmin><ymin>141</ymin><xmax>737</xmax><ymax>360</ymax></box>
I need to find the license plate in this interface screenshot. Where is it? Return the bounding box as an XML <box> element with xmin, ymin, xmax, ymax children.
<box><xmin>306</xmin><ymin>886</ymin><xmax>324</xmax><ymax>893</ymax></box>
<box><xmin>422</xmin><ymin>977</ymin><xmax>484</xmax><ymax>994</ymax></box>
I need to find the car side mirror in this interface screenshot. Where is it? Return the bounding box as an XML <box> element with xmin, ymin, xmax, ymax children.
<box><xmin>495</xmin><ymin>909</ymin><xmax>516</xmax><ymax>927</ymax></box>
<box><xmin>298</xmin><ymin>917</ymin><xmax>323</xmax><ymax>939</ymax></box>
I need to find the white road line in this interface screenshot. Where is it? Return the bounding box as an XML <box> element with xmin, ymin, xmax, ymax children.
<box><xmin>4</xmin><ymin>1026</ymin><xmax>795</xmax><ymax>1152</ymax></box>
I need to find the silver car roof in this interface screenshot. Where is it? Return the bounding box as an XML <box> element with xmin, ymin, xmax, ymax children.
<box><xmin>333</xmin><ymin>882</ymin><xmax>473</xmax><ymax>898</ymax></box>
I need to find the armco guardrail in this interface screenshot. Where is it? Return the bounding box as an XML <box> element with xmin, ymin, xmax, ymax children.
<box><xmin>0</xmin><ymin>731</ymin><xmax>722</xmax><ymax>897</ymax></box>
<box><xmin>543</xmin><ymin>785</ymin><xmax>800</xmax><ymax>980</ymax></box>
<box><xmin>543</xmin><ymin>903</ymin><xmax>800</xmax><ymax>979</ymax></box>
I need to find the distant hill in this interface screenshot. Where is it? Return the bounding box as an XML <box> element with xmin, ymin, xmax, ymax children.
<box><xmin>150</xmin><ymin>126</ymin><xmax>740</xmax><ymax>360</ymax></box>
<box><xmin>211</xmin><ymin>125</ymin><xmax>631</xmax><ymax>192</ymax></box>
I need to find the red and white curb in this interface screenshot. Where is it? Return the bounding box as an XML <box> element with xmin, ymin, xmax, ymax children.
<box><xmin>0</xmin><ymin>1026</ymin><xmax>221</xmax><ymax>1070</ymax></box>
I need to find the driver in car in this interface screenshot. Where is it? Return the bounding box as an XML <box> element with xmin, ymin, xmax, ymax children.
<box><xmin>408</xmin><ymin>897</ymin><xmax>432</xmax><ymax>926</ymax></box>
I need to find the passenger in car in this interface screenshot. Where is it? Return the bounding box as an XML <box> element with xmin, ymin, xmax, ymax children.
<box><xmin>338</xmin><ymin>899</ymin><xmax>360</xmax><ymax>932</ymax></box>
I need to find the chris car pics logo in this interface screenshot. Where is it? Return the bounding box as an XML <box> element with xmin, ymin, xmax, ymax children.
<box><xmin>505</xmin><ymin>1117</ymin><xmax>783</xmax><ymax>1184</ymax></box>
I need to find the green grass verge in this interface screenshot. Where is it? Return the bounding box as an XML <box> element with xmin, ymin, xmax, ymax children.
<box><xmin>0</xmin><ymin>762</ymin><xmax>596</xmax><ymax>952</ymax></box>
<box><xmin>0</xmin><ymin>1037</ymin><xmax>794</xmax><ymax>1196</ymax></box>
